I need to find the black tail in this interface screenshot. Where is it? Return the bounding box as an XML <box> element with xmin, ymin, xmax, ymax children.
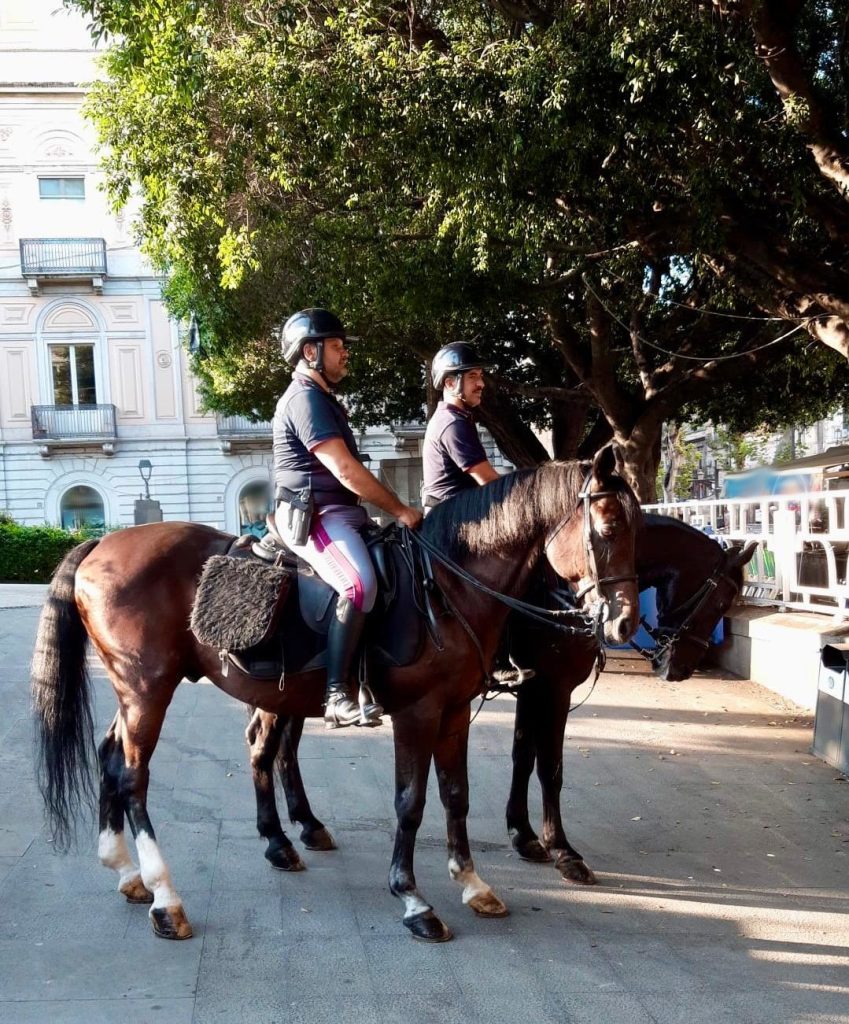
<box><xmin>31</xmin><ymin>539</ymin><xmax>100</xmax><ymax>850</ymax></box>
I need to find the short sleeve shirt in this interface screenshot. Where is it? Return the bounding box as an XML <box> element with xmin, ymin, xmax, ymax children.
<box><xmin>272</xmin><ymin>373</ymin><xmax>360</xmax><ymax>505</ymax></box>
<box><xmin>422</xmin><ymin>401</ymin><xmax>488</xmax><ymax>502</ymax></box>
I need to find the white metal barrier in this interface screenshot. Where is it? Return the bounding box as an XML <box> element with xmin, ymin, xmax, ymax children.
<box><xmin>643</xmin><ymin>492</ymin><xmax>849</xmax><ymax>618</ymax></box>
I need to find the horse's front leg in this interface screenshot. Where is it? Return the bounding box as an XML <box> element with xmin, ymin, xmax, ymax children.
<box><xmin>506</xmin><ymin>680</ymin><xmax>551</xmax><ymax>863</ymax></box>
<box><xmin>245</xmin><ymin>709</ymin><xmax>304</xmax><ymax>871</ymax></box>
<box><xmin>278</xmin><ymin>714</ymin><xmax>336</xmax><ymax>851</ymax></box>
<box><xmin>534</xmin><ymin>685</ymin><xmax>597</xmax><ymax>886</ymax></box>
<box><xmin>389</xmin><ymin>705</ymin><xmax>451</xmax><ymax>942</ymax></box>
<box><xmin>435</xmin><ymin>705</ymin><xmax>508</xmax><ymax>918</ymax></box>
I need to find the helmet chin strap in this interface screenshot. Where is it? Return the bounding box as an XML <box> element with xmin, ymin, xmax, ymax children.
<box><xmin>303</xmin><ymin>341</ymin><xmax>337</xmax><ymax>388</ymax></box>
<box><xmin>447</xmin><ymin>372</ymin><xmax>468</xmax><ymax>403</ymax></box>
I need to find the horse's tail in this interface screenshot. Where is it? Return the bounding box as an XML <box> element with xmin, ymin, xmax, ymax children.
<box><xmin>31</xmin><ymin>538</ymin><xmax>100</xmax><ymax>850</ymax></box>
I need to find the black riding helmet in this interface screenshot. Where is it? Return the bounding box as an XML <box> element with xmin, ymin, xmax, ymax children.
<box><xmin>280</xmin><ymin>308</ymin><xmax>355</xmax><ymax>372</ymax></box>
<box><xmin>431</xmin><ymin>342</ymin><xmax>490</xmax><ymax>391</ymax></box>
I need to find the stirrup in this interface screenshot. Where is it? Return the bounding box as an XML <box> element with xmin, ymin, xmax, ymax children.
<box><xmin>324</xmin><ymin>693</ymin><xmax>362</xmax><ymax>729</ymax></box>
<box><xmin>490</xmin><ymin>665</ymin><xmax>536</xmax><ymax>688</ymax></box>
<box><xmin>358</xmin><ymin>684</ymin><xmax>384</xmax><ymax>729</ymax></box>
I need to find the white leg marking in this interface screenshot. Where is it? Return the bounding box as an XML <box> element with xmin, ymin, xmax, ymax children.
<box><xmin>135</xmin><ymin>830</ymin><xmax>181</xmax><ymax>910</ymax></box>
<box><xmin>98</xmin><ymin>828</ymin><xmax>143</xmax><ymax>890</ymax></box>
<box><xmin>448</xmin><ymin>856</ymin><xmax>492</xmax><ymax>906</ymax></box>
<box><xmin>401</xmin><ymin>891</ymin><xmax>432</xmax><ymax>920</ymax></box>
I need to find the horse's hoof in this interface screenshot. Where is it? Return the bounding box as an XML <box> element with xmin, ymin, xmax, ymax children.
<box><xmin>300</xmin><ymin>826</ymin><xmax>337</xmax><ymax>852</ymax></box>
<box><xmin>150</xmin><ymin>905</ymin><xmax>193</xmax><ymax>940</ymax></box>
<box><xmin>120</xmin><ymin>875</ymin><xmax>154</xmax><ymax>904</ymax></box>
<box><xmin>265</xmin><ymin>841</ymin><xmax>306</xmax><ymax>872</ymax></box>
<box><xmin>556</xmin><ymin>856</ymin><xmax>597</xmax><ymax>886</ymax></box>
<box><xmin>512</xmin><ymin>836</ymin><xmax>551</xmax><ymax>863</ymax></box>
<box><xmin>405</xmin><ymin>910</ymin><xmax>453</xmax><ymax>943</ymax></box>
<box><xmin>467</xmin><ymin>891</ymin><xmax>510</xmax><ymax>918</ymax></box>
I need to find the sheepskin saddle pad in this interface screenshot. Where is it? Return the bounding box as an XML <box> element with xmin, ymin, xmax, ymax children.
<box><xmin>190</xmin><ymin>555</ymin><xmax>293</xmax><ymax>653</ymax></box>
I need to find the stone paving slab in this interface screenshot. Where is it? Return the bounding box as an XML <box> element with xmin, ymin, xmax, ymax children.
<box><xmin>1</xmin><ymin>600</ymin><xmax>848</xmax><ymax>1024</ymax></box>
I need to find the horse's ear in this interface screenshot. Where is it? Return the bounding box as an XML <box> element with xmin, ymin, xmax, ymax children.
<box><xmin>591</xmin><ymin>444</ymin><xmax>616</xmax><ymax>481</ymax></box>
<box><xmin>727</xmin><ymin>540</ymin><xmax>758</xmax><ymax>568</ymax></box>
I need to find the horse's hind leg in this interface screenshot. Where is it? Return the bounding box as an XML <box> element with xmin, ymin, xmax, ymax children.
<box><xmin>119</xmin><ymin>700</ymin><xmax>193</xmax><ymax>939</ymax></box>
<box><xmin>506</xmin><ymin>682</ymin><xmax>551</xmax><ymax>863</ymax></box>
<box><xmin>435</xmin><ymin>706</ymin><xmax>508</xmax><ymax>920</ymax></box>
<box><xmin>278</xmin><ymin>715</ymin><xmax>336</xmax><ymax>851</ymax></box>
<box><xmin>97</xmin><ymin>713</ymin><xmax>152</xmax><ymax>904</ymax></box>
<box><xmin>245</xmin><ymin>709</ymin><xmax>304</xmax><ymax>871</ymax></box>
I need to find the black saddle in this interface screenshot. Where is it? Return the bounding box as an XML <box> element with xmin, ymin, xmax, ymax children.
<box><xmin>197</xmin><ymin>518</ymin><xmax>442</xmax><ymax>681</ymax></box>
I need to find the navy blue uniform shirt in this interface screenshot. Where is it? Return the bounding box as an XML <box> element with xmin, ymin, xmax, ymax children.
<box><xmin>422</xmin><ymin>401</ymin><xmax>488</xmax><ymax>502</ymax></box>
<box><xmin>272</xmin><ymin>373</ymin><xmax>360</xmax><ymax>506</ymax></box>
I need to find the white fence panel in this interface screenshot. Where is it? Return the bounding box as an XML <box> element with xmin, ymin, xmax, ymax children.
<box><xmin>643</xmin><ymin>492</ymin><xmax>849</xmax><ymax>618</ymax></box>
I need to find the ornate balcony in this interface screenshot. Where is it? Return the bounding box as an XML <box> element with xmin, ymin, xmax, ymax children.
<box><xmin>20</xmin><ymin>237</ymin><xmax>107</xmax><ymax>294</ymax></box>
<box><xmin>31</xmin><ymin>404</ymin><xmax>117</xmax><ymax>457</ymax></box>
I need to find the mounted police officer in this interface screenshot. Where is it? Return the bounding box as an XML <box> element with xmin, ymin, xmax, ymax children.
<box><xmin>422</xmin><ymin>342</ymin><xmax>534</xmax><ymax>685</ymax></box>
<box><xmin>274</xmin><ymin>308</ymin><xmax>422</xmax><ymax>728</ymax></box>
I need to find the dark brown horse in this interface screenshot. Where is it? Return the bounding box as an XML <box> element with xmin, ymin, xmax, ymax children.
<box><xmin>504</xmin><ymin>514</ymin><xmax>758</xmax><ymax>883</ymax></box>
<box><xmin>244</xmin><ymin>514</ymin><xmax>756</xmax><ymax>898</ymax></box>
<box><xmin>32</xmin><ymin>448</ymin><xmax>641</xmax><ymax>943</ymax></box>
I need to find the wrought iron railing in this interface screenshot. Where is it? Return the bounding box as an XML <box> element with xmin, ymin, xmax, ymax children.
<box><xmin>31</xmin><ymin>404</ymin><xmax>117</xmax><ymax>440</ymax></box>
<box><xmin>19</xmin><ymin>237</ymin><xmax>107</xmax><ymax>277</ymax></box>
<box><xmin>216</xmin><ymin>414</ymin><xmax>273</xmax><ymax>435</ymax></box>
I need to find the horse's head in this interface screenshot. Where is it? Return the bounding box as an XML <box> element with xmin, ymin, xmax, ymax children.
<box><xmin>545</xmin><ymin>446</ymin><xmax>641</xmax><ymax>646</ymax></box>
<box><xmin>652</xmin><ymin>540</ymin><xmax>757</xmax><ymax>682</ymax></box>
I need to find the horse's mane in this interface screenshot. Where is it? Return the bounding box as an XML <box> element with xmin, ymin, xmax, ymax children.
<box><xmin>422</xmin><ymin>460</ymin><xmax>642</xmax><ymax>559</ymax></box>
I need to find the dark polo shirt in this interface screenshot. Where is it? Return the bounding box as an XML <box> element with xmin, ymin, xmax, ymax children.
<box><xmin>272</xmin><ymin>373</ymin><xmax>359</xmax><ymax>506</ymax></box>
<box><xmin>422</xmin><ymin>401</ymin><xmax>488</xmax><ymax>502</ymax></box>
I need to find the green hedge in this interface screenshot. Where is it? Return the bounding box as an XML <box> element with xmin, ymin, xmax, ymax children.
<box><xmin>0</xmin><ymin>521</ymin><xmax>88</xmax><ymax>583</ymax></box>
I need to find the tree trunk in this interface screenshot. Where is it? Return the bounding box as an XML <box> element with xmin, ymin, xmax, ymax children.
<box><xmin>614</xmin><ymin>427</ymin><xmax>663</xmax><ymax>503</ymax></box>
<box><xmin>550</xmin><ymin>397</ymin><xmax>590</xmax><ymax>460</ymax></box>
<box><xmin>477</xmin><ymin>382</ymin><xmax>550</xmax><ymax>467</ymax></box>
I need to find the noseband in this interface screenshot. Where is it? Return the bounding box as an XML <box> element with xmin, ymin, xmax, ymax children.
<box><xmin>632</xmin><ymin>561</ymin><xmax>740</xmax><ymax>664</ymax></box>
<box><xmin>544</xmin><ymin>472</ymin><xmax>638</xmax><ymax>606</ymax></box>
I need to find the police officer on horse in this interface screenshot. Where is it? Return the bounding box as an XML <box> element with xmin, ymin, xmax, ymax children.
<box><xmin>422</xmin><ymin>342</ymin><xmax>534</xmax><ymax>686</ymax></box>
<box><xmin>274</xmin><ymin>308</ymin><xmax>422</xmax><ymax>728</ymax></box>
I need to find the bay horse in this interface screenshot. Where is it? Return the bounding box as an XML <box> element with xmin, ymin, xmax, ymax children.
<box><xmin>32</xmin><ymin>448</ymin><xmax>641</xmax><ymax>943</ymax></box>
<box><xmin>242</xmin><ymin>514</ymin><xmax>756</xmax><ymax>898</ymax></box>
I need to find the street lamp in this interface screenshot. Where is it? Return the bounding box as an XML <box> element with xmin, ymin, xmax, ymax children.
<box><xmin>138</xmin><ymin>459</ymin><xmax>153</xmax><ymax>500</ymax></box>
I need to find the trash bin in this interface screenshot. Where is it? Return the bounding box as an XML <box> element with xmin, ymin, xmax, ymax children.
<box><xmin>812</xmin><ymin>642</ymin><xmax>849</xmax><ymax>773</ymax></box>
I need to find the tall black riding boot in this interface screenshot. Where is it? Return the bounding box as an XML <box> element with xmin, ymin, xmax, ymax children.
<box><xmin>324</xmin><ymin>597</ymin><xmax>382</xmax><ymax>729</ymax></box>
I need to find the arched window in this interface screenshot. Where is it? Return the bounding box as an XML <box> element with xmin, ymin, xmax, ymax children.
<box><xmin>238</xmin><ymin>480</ymin><xmax>273</xmax><ymax>537</ymax></box>
<box><xmin>60</xmin><ymin>485</ymin><xmax>105</xmax><ymax>532</ymax></box>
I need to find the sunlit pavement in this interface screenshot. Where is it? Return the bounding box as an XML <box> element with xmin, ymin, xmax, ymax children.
<box><xmin>1</xmin><ymin>593</ymin><xmax>847</xmax><ymax>1024</ymax></box>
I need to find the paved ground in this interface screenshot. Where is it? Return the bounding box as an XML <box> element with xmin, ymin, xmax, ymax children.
<box><xmin>1</xmin><ymin>591</ymin><xmax>848</xmax><ymax>1024</ymax></box>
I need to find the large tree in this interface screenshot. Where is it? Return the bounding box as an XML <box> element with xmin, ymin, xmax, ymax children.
<box><xmin>71</xmin><ymin>0</ymin><xmax>849</xmax><ymax>498</ymax></box>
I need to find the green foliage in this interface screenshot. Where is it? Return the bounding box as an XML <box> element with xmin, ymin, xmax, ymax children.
<box><xmin>0</xmin><ymin>522</ymin><xmax>87</xmax><ymax>582</ymax></box>
<box><xmin>709</xmin><ymin>426</ymin><xmax>769</xmax><ymax>472</ymax></box>
<box><xmin>65</xmin><ymin>0</ymin><xmax>849</xmax><ymax>491</ymax></box>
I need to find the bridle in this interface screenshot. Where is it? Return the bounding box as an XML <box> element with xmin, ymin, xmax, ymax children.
<box><xmin>410</xmin><ymin>471</ymin><xmax>636</xmax><ymax>640</ymax></box>
<box><xmin>631</xmin><ymin>560</ymin><xmax>740</xmax><ymax>664</ymax></box>
<box><xmin>544</xmin><ymin>471</ymin><xmax>638</xmax><ymax>606</ymax></box>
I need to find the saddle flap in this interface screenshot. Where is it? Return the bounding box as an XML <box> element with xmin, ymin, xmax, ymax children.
<box><xmin>191</xmin><ymin>555</ymin><xmax>293</xmax><ymax>653</ymax></box>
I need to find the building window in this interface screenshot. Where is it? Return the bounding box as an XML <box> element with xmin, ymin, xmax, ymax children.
<box><xmin>239</xmin><ymin>481</ymin><xmax>272</xmax><ymax>537</ymax></box>
<box><xmin>60</xmin><ymin>485</ymin><xmax>104</xmax><ymax>532</ymax></box>
<box><xmin>50</xmin><ymin>344</ymin><xmax>97</xmax><ymax>405</ymax></box>
<box><xmin>38</xmin><ymin>177</ymin><xmax>85</xmax><ymax>199</ymax></box>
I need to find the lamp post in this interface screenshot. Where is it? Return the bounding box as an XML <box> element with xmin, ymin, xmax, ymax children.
<box><xmin>138</xmin><ymin>458</ymin><xmax>152</xmax><ymax>500</ymax></box>
<box><xmin>134</xmin><ymin>459</ymin><xmax>162</xmax><ymax>524</ymax></box>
